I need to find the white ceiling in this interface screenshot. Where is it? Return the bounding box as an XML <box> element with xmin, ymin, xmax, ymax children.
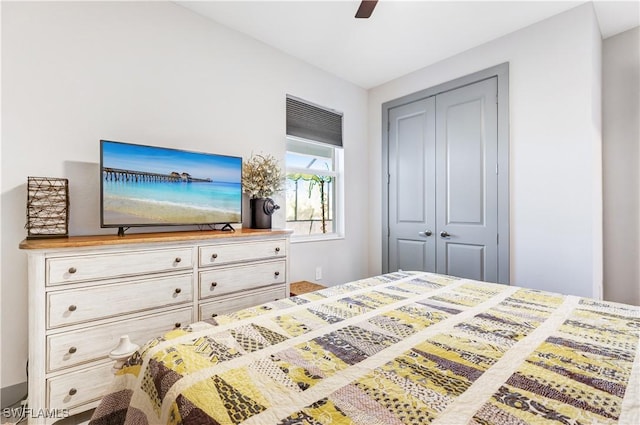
<box><xmin>177</xmin><ymin>1</ymin><xmax>640</xmax><ymax>89</ymax></box>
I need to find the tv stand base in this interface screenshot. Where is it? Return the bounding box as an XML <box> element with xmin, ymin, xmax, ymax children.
<box><xmin>117</xmin><ymin>227</ymin><xmax>130</xmax><ymax>237</ymax></box>
<box><xmin>220</xmin><ymin>223</ymin><xmax>235</xmax><ymax>232</ymax></box>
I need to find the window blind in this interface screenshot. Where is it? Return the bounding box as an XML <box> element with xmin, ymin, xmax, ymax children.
<box><xmin>286</xmin><ymin>96</ymin><xmax>343</xmax><ymax>147</ymax></box>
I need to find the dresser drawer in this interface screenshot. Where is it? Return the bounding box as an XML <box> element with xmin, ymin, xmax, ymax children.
<box><xmin>48</xmin><ymin>274</ymin><xmax>193</xmax><ymax>328</ymax></box>
<box><xmin>199</xmin><ymin>285</ymin><xmax>286</xmax><ymax>320</ymax></box>
<box><xmin>47</xmin><ymin>247</ymin><xmax>193</xmax><ymax>285</ymax></box>
<box><xmin>47</xmin><ymin>307</ymin><xmax>193</xmax><ymax>372</ymax></box>
<box><xmin>47</xmin><ymin>362</ymin><xmax>113</xmax><ymax>410</ymax></box>
<box><xmin>199</xmin><ymin>260</ymin><xmax>285</xmax><ymax>300</ymax></box>
<box><xmin>199</xmin><ymin>239</ymin><xmax>285</xmax><ymax>267</ymax></box>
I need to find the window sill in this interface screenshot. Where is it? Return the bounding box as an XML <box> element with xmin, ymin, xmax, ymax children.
<box><xmin>290</xmin><ymin>234</ymin><xmax>344</xmax><ymax>244</ymax></box>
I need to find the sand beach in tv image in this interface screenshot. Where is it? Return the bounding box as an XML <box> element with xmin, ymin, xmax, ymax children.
<box><xmin>101</xmin><ymin>141</ymin><xmax>242</xmax><ymax>225</ymax></box>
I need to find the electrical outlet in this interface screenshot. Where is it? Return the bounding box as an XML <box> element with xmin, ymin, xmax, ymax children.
<box><xmin>315</xmin><ymin>266</ymin><xmax>322</xmax><ymax>281</ymax></box>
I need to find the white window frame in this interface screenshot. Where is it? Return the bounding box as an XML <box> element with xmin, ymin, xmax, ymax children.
<box><xmin>285</xmin><ymin>136</ymin><xmax>344</xmax><ymax>243</ymax></box>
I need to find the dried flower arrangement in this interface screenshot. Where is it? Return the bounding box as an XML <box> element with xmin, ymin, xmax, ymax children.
<box><xmin>241</xmin><ymin>153</ymin><xmax>285</xmax><ymax>199</ymax></box>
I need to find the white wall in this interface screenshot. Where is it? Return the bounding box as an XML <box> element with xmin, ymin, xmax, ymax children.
<box><xmin>0</xmin><ymin>0</ymin><xmax>4</xmax><ymax>406</ymax></box>
<box><xmin>1</xmin><ymin>1</ymin><xmax>368</xmax><ymax>390</ymax></box>
<box><xmin>368</xmin><ymin>4</ymin><xmax>603</xmax><ymax>299</ymax></box>
<box><xmin>603</xmin><ymin>26</ymin><xmax>640</xmax><ymax>305</ymax></box>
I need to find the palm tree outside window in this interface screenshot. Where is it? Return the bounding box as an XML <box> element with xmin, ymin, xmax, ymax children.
<box><xmin>285</xmin><ymin>137</ymin><xmax>343</xmax><ymax>238</ymax></box>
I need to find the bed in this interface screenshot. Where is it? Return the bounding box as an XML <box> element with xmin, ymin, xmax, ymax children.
<box><xmin>89</xmin><ymin>271</ymin><xmax>640</xmax><ymax>425</ymax></box>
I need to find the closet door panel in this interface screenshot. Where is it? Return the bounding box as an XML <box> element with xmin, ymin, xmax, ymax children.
<box><xmin>387</xmin><ymin>97</ymin><xmax>436</xmax><ymax>273</ymax></box>
<box><xmin>435</xmin><ymin>77</ymin><xmax>498</xmax><ymax>282</ymax></box>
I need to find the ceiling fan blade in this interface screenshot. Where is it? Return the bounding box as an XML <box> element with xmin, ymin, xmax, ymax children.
<box><xmin>355</xmin><ymin>0</ymin><xmax>378</xmax><ymax>19</ymax></box>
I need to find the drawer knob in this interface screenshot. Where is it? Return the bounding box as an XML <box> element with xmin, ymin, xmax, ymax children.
<box><xmin>211</xmin><ymin>282</ymin><xmax>218</xmax><ymax>288</ymax></box>
<box><xmin>68</xmin><ymin>388</ymin><xmax>77</xmax><ymax>396</ymax></box>
<box><xmin>274</xmin><ymin>271</ymin><xmax>280</xmax><ymax>277</ymax></box>
<box><xmin>211</xmin><ymin>253</ymin><xmax>218</xmax><ymax>259</ymax></box>
<box><xmin>68</xmin><ymin>305</ymin><xmax>77</xmax><ymax>312</ymax></box>
<box><xmin>275</xmin><ymin>247</ymin><xmax>281</xmax><ymax>253</ymax></box>
<box><xmin>174</xmin><ymin>288</ymin><xmax>182</xmax><ymax>294</ymax></box>
<box><xmin>68</xmin><ymin>267</ymin><xmax>77</xmax><ymax>274</ymax></box>
<box><xmin>211</xmin><ymin>313</ymin><xmax>218</xmax><ymax>318</ymax></box>
<box><xmin>68</xmin><ymin>346</ymin><xmax>77</xmax><ymax>354</ymax></box>
<box><xmin>174</xmin><ymin>322</ymin><xmax>181</xmax><ymax>328</ymax></box>
<box><xmin>175</xmin><ymin>257</ymin><xmax>182</xmax><ymax>263</ymax></box>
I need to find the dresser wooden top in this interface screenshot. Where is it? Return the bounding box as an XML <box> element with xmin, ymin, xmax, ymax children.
<box><xmin>19</xmin><ymin>228</ymin><xmax>292</xmax><ymax>250</ymax></box>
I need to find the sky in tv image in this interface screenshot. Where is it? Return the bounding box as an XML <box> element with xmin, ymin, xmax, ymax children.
<box><xmin>102</xmin><ymin>141</ymin><xmax>241</xmax><ymax>183</ymax></box>
<box><xmin>101</xmin><ymin>141</ymin><xmax>242</xmax><ymax>226</ymax></box>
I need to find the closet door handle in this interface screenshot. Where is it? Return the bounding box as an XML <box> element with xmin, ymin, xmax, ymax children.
<box><xmin>419</xmin><ymin>230</ymin><xmax>432</xmax><ymax>237</ymax></box>
<box><xmin>440</xmin><ymin>231</ymin><xmax>451</xmax><ymax>238</ymax></box>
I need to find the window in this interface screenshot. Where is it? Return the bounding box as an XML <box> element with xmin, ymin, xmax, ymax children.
<box><xmin>286</xmin><ymin>96</ymin><xmax>343</xmax><ymax>240</ymax></box>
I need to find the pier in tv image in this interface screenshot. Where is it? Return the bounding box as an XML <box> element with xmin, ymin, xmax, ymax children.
<box><xmin>100</xmin><ymin>140</ymin><xmax>242</xmax><ymax>227</ymax></box>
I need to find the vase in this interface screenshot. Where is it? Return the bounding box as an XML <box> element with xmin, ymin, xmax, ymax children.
<box><xmin>250</xmin><ymin>198</ymin><xmax>279</xmax><ymax>229</ymax></box>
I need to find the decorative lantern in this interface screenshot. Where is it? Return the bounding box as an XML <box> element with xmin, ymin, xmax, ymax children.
<box><xmin>25</xmin><ymin>176</ymin><xmax>69</xmax><ymax>239</ymax></box>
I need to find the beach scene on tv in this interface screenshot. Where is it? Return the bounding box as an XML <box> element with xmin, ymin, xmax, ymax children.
<box><xmin>101</xmin><ymin>141</ymin><xmax>242</xmax><ymax>226</ymax></box>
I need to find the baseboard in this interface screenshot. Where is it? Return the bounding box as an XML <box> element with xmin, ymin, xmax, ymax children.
<box><xmin>1</xmin><ymin>381</ymin><xmax>28</xmax><ymax>409</ymax></box>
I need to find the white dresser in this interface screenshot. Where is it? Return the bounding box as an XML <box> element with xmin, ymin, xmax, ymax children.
<box><xmin>20</xmin><ymin>229</ymin><xmax>291</xmax><ymax>423</ymax></box>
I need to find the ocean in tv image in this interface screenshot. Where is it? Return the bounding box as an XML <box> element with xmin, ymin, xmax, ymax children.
<box><xmin>101</xmin><ymin>141</ymin><xmax>242</xmax><ymax>225</ymax></box>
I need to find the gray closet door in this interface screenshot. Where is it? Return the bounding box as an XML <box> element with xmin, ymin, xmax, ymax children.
<box><xmin>436</xmin><ymin>77</ymin><xmax>498</xmax><ymax>282</ymax></box>
<box><xmin>387</xmin><ymin>77</ymin><xmax>499</xmax><ymax>282</ymax></box>
<box><xmin>388</xmin><ymin>97</ymin><xmax>436</xmax><ymax>273</ymax></box>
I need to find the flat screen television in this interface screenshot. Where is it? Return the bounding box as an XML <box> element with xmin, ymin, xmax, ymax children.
<box><xmin>100</xmin><ymin>140</ymin><xmax>242</xmax><ymax>234</ymax></box>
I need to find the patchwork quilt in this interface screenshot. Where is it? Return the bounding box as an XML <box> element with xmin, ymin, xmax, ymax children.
<box><xmin>90</xmin><ymin>271</ymin><xmax>640</xmax><ymax>425</ymax></box>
